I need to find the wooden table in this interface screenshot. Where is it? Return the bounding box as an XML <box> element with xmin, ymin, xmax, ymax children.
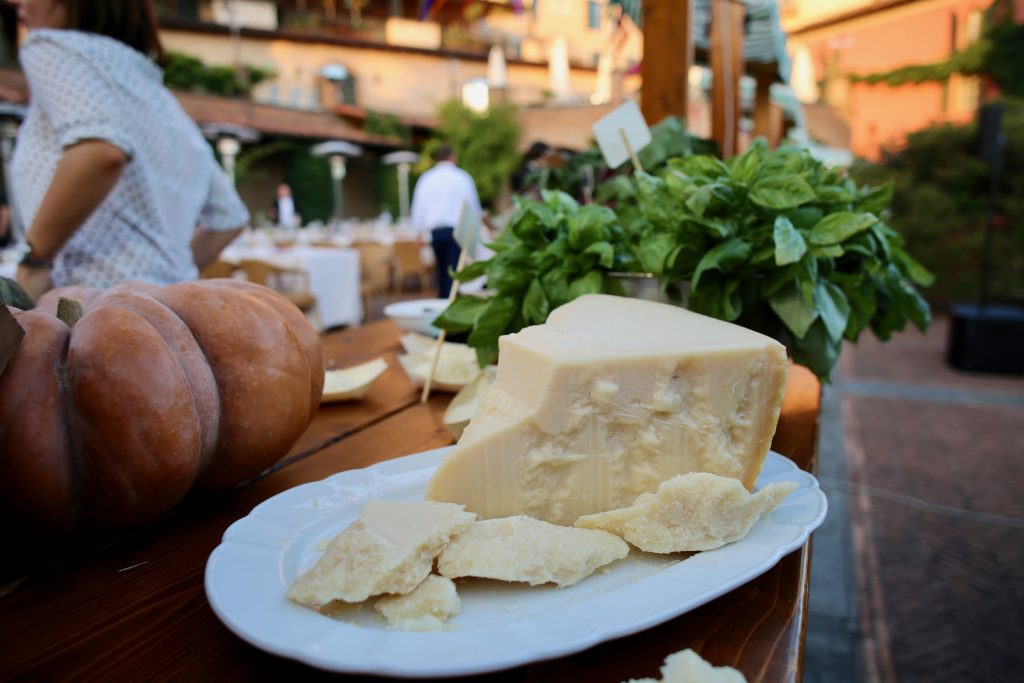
<box><xmin>0</xmin><ymin>321</ymin><xmax>821</xmax><ymax>682</ymax></box>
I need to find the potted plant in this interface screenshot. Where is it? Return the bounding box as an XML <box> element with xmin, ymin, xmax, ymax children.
<box><xmin>435</xmin><ymin>140</ymin><xmax>933</xmax><ymax>381</ymax></box>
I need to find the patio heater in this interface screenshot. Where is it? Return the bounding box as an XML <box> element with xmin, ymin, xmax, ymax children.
<box><xmin>0</xmin><ymin>102</ymin><xmax>26</xmax><ymax>237</ymax></box>
<box><xmin>200</xmin><ymin>123</ymin><xmax>260</xmax><ymax>185</ymax></box>
<box><xmin>382</xmin><ymin>150</ymin><xmax>420</xmax><ymax>223</ymax></box>
<box><xmin>312</xmin><ymin>140</ymin><xmax>363</xmax><ymax>224</ymax></box>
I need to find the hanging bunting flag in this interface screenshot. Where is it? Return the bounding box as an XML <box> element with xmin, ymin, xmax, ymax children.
<box><xmin>419</xmin><ymin>0</ymin><xmax>435</xmax><ymax>21</ymax></box>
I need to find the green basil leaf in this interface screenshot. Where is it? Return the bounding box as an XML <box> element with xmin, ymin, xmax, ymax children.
<box><xmin>749</xmin><ymin>174</ymin><xmax>817</xmax><ymax>209</ymax></box>
<box><xmin>489</xmin><ymin>252</ymin><xmax>532</xmax><ymax>292</ymax></box>
<box><xmin>691</xmin><ymin>238</ymin><xmax>751</xmax><ymax>292</ymax></box>
<box><xmin>670</xmin><ymin>155</ymin><xmax>730</xmax><ymax>180</ymax></box>
<box><xmin>891</xmin><ymin>246</ymin><xmax>935</xmax><ymax>287</ymax></box>
<box><xmin>568</xmin><ymin>270</ymin><xmax>604</xmax><ymax>299</ymax></box>
<box><xmin>773</xmin><ymin>216</ymin><xmax>807</xmax><ymax>266</ymax></box>
<box><xmin>540</xmin><ymin>265</ymin><xmax>570</xmax><ymax>308</ymax></box>
<box><xmin>808</xmin><ymin>212</ymin><xmax>878</xmax><ymax>245</ymax></box>
<box><xmin>510</xmin><ymin>203</ymin><xmax>554</xmax><ymax>245</ymax></box>
<box><xmin>583</xmin><ymin>241</ymin><xmax>615</xmax><ymax>269</ymax></box>
<box><xmin>855</xmin><ymin>180</ymin><xmax>893</xmax><ymax>214</ymax></box>
<box><xmin>769</xmin><ymin>283</ymin><xmax>819</xmax><ymax>339</ymax></box>
<box><xmin>790</xmin><ymin>320</ymin><xmax>841</xmax><ymax>381</ymax></box>
<box><xmin>788</xmin><ymin>206</ymin><xmax>824</xmax><ymax>231</ymax></box>
<box><xmin>815</xmin><ymin>185</ymin><xmax>855</xmax><ymax>204</ymax></box>
<box><xmin>638</xmin><ymin>233</ymin><xmax>678</xmax><ymax>276</ymax></box>
<box><xmin>432</xmin><ymin>295</ymin><xmax>490</xmax><ymax>333</ymax></box>
<box><xmin>810</xmin><ymin>244</ymin><xmax>844</xmax><ymax>258</ymax></box>
<box><xmin>685</xmin><ymin>186</ymin><xmax>712</xmax><ymax>217</ymax></box>
<box><xmin>568</xmin><ymin>205</ymin><xmax>614</xmax><ymax>249</ymax></box>
<box><xmin>541</xmin><ymin>189</ymin><xmax>580</xmax><ymax>215</ymax></box>
<box><xmin>467</xmin><ymin>295</ymin><xmax>519</xmax><ymax>356</ymax></box>
<box><xmin>453</xmin><ymin>260</ymin><xmax>489</xmax><ymax>282</ymax></box>
<box><xmin>522</xmin><ymin>278</ymin><xmax>550</xmax><ymax>324</ymax></box>
<box><xmin>729</xmin><ymin>139</ymin><xmax>766</xmax><ymax>184</ymax></box>
<box><xmin>815</xmin><ymin>280</ymin><xmax>851</xmax><ymax>343</ymax></box>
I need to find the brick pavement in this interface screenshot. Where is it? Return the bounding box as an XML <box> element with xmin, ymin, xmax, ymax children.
<box><xmin>812</xmin><ymin>316</ymin><xmax>1024</xmax><ymax>683</ymax></box>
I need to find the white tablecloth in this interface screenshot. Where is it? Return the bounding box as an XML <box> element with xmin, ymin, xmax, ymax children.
<box><xmin>220</xmin><ymin>245</ymin><xmax>363</xmax><ymax>330</ymax></box>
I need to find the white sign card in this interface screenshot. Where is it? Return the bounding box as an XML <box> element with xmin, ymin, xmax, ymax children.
<box><xmin>591</xmin><ymin>100</ymin><xmax>652</xmax><ymax>169</ymax></box>
<box><xmin>453</xmin><ymin>200</ymin><xmax>481</xmax><ymax>255</ymax></box>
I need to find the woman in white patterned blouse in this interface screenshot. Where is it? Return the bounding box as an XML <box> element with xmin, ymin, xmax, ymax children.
<box><xmin>10</xmin><ymin>0</ymin><xmax>250</xmax><ymax>298</ymax></box>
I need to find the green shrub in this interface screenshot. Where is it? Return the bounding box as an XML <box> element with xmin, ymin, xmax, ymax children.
<box><xmin>419</xmin><ymin>101</ymin><xmax>521</xmax><ymax>207</ymax></box>
<box><xmin>851</xmin><ymin>98</ymin><xmax>1024</xmax><ymax>305</ymax></box>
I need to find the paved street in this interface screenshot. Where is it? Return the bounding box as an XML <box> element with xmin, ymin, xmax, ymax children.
<box><xmin>805</xmin><ymin>316</ymin><xmax>1024</xmax><ymax>683</ymax></box>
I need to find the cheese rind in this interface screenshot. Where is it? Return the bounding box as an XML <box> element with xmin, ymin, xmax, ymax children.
<box><xmin>374</xmin><ymin>575</ymin><xmax>461</xmax><ymax>631</ymax></box>
<box><xmin>576</xmin><ymin>473</ymin><xmax>798</xmax><ymax>553</ymax></box>
<box><xmin>287</xmin><ymin>501</ymin><xmax>475</xmax><ymax>608</ymax></box>
<box><xmin>425</xmin><ymin>294</ymin><xmax>788</xmax><ymax>525</ymax></box>
<box><xmin>437</xmin><ymin>515</ymin><xmax>628</xmax><ymax>587</ymax></box>
<box><xmin>624</xmin><ymin>648</ymin><xmax>747</xmax><ymax>683</ymax></box>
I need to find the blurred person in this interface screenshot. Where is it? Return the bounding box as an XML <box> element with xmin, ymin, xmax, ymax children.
<box><xmin>10</xmin><ymin>0</ymin><xmax>248</xmax><ymax>299</ymax></box>
<box><xmin>272</xmin><ymin>182</ymin><xmax>301</xmax><ymax>229</ymax></box>
<box><xmin>410</xmin><ymin>144</ymin><xmax>483</xmax><ymax>298</ymax></box>
<box><xmin>511</xmin><ymin>141</ymin><xmax>551</xmax><ymax>197</ymax></box>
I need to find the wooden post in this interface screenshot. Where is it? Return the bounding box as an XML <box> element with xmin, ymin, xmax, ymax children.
<box><xmin>752</xmin><ymin>70</ymin><xmax>774</xmax><ymax>144</ymax></box>
<box><xmin>710</xmin><ymin>0</ymin><xmax>745</xmax><ymax>158</ymax></box>
<box><xmin>641</xmin><ymin>0</ymin><xmax>691</xmax><ymax>127</ymax></box>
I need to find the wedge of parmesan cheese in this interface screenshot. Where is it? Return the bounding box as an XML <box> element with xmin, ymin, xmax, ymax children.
<box><xmin>624</xmin><ymin>648</ymin><xmax>747</xmax><ymax>683</ymax></box>
<box><xmin>287</xmin><ymin>501</ymin><xmax>476</xmax><ymax>608</ymax></box>
<box><xmin>438</xmin><ymin>515</ymin><xmax>628</xmax><ymax>587</ymax></box>
<box><xmin>425</xmin><ymin>294</ymin><xmax>788</xmax><ymax>525</ymax></box>
<box><xmin>374</xmin><ymin>575</ymin><xmax>461</xmax><ymax>631</ymax></box>
<box><xmin>576</xmin><ymin>473</ymin><xmax>798</xmax><ymax>553</ymax></box>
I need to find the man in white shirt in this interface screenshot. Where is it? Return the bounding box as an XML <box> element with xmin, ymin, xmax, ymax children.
<box><xmin>273</xmin><ymin>183</ymin><xmax>300</xmax><ymax>229</ymax></box>
<box><xmin>410</xmin><ymin>145</ymin><xmax>482</xmax><ymax>297</ymax></box>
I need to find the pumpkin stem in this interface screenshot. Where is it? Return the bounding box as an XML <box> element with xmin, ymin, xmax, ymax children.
<box><xmin>56</xmin><ymin>297</ymin><xmax>85</xmax><ymax>328</ymax></box>
<box><xmin>0</xmin><ymin>304</ymin><xmax>24</xmax><ymax>378</ymax></box>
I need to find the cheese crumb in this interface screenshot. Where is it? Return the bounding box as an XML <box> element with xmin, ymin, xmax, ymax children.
<box><xmin>576</xmin><ymin>473</ymin><xmax>797</xmax><ymax>553</ymax></box>
<box><xmin>374</xmin><ymin>575</ymin><xmax>461</xmax><ymax>631</ymax></box>
<box><xmin>288</xmin><ymin>501</ymin><xmax>476</xmax><ymax>608</ymax></box>
<box><xmin>438</xmin><ymin>515</ymin><xmax>628</xmax><ymax>587</ymax></box>
<box><xmin>624</xmin><ymin>648</ymin><xmax>747</xmax><ymax>683</ymax></box>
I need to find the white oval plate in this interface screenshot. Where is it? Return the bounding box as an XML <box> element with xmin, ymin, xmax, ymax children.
<box><xmin>205</xmin><ymin>448</ymin><xmax>827</xmax><ymax>678</ymax></box>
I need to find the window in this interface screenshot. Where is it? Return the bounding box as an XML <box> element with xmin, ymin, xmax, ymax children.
<box><xmin>588</xmin><ymin>1</ymin><xmax>601</xmax><ymax>30</ymax></box>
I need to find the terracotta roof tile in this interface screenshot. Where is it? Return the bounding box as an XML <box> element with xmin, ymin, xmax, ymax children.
<box><xmin>0</xmin><ymin>66</ymin><xmax>398</xmax><ymax>146</ymax></box>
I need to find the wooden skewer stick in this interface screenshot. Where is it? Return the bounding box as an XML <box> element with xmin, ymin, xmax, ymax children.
<box><xmin>420</xmin><ymin>245</ymin><xmax>470</xmax><ymax>403</ymax></box>
<box><xmin>620</xmin><ymin>128</ymin><xmax>644</xmax><ymax>174</ymax></box>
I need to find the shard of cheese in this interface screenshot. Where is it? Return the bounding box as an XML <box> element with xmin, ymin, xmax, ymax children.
<box><xmin>287</xmin><ymin>501</ymin><xmax>475</xmax><ymax>608</ymax></box>
<box><xmin>437</xmin><ymin>515</ymin><xmax>628</xmax><ymax>587</ymax></box>
<box><xmin>425</xmin><ymin>294</ymin><xmax>788</xmax><ymax>525</ymax></box>
<box><xmin>374</xmin><ymin>575</ymin><xmax>461</xmax><ymax>631</ymax></box>
<box><xmin>624</xmin><ymin>647</ymin><xmax>747</xmax><ymax>683</ymax></box>
<box><xmin>576</xmin><ymin>472</ymin><xmax>798</xmax><ymax>553</ymax></box>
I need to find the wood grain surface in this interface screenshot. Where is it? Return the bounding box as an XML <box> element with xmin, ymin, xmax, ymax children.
<box><xmin>0</xmin><ymin>321</ymin><xmax>821</xmax><ymax>683</ymax></box>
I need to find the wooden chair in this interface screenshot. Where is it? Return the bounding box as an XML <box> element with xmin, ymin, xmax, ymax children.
<box><xmin>238</xmin><ymin>259</ymin><xmax>317</xmax><ymax>314</ymax></box>
<box><xmin>351</xmin><ymin>242</ymin><xmax>394</xmax><ymax>318</ymax></box>
<box><xmin>392</xmin><ymin>240</ymin><xmax>431</xmax><ymax>293</ymax></box>
<box><xmin>200</xmin><ymin>260</ymin><xmax>237</xmax><ymax>279</ymax></box>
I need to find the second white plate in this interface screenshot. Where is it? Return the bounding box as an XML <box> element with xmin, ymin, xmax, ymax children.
<box><xmin>205</xmin><ymin>448</ymin><xmax>827</xmax><ymax>678</ymax></box>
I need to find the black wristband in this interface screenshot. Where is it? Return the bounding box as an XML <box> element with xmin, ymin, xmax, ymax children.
<box><xmin>19</xmin><ymin>244</ymin><xmax>53</xmax><ymax>269</ymax></box>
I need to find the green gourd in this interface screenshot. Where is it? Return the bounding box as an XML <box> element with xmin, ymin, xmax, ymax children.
<box><xmin>0</xmin><ymin>277</ymin><xmax>34</xmax><ymax>310</ymax></box>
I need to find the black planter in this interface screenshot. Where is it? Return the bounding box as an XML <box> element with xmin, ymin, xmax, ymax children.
<box><xmin>947</xmin><ymin>303</ymin><xmax>1024</xmax><ymax>375</ymax></box>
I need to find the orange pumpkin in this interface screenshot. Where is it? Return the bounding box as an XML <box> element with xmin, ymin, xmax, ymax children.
<box><xmin>0</xmin><ymin>279</ymin><xmax>324</xmax><ymax>533</ymax></box>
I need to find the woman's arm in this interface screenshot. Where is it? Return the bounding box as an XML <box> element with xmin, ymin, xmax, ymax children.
<box><xmin>16</xmin><ymin>140</ymin><xmax>128</xmax><ymax>297</ymax></box>
<box><xmin>23</xmin><ymin>140</ymin><xmax>128</xmax><ymax>259</ymax></box>
<box><xmin>191</xmin><ymin>225</ymin><xmax>244</xmax><ymax>272</ymax></box>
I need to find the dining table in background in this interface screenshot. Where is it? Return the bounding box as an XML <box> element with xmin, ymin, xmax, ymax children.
<box><xmin>220</xmin><ymin>243</ymin><xmax>363</xmax><ymax>330</ymax></box>
<box><xmin>0</xmin><ymin>320</ymin><xmax>822</xmax><ymax>683</ymax></box>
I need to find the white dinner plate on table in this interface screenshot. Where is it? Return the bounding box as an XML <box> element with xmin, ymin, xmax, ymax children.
<box><xmin>206</xmin><ymin>448</ymin><xmax>827</xmax><ymax>678</ymax></box>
